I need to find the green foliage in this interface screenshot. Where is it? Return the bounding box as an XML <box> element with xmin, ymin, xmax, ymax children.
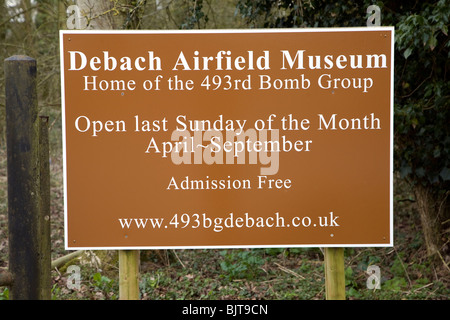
<box><xmin>345</xmin><ymin>266</ymin><xmax>357</xmax><ymax>288</ymax></box>
<box><xmin>264</xmin><ymin>247</ymin><xmax>316</xmax><ymax>257</ymax></box>
<box><xmin>219</xmin><ymin>249</ymin><xmax>266</xmax><ymax>280</ymax></box>
<box><xmin>236</xmin><ymin>0</ymin><xmax>375</xmax><ymax>28</ymax></box>
<box><xmin>91</xmin><ymin>272</ymin><xmax>118</xmax><ymax>299</ymax></box>
<box><xmin>181</xmin><ymin>0</ymin><xmax>209</xmax><ymax>29</ymax></box>
<box><xmin>390</xmin><ymin>254</ymin><xmax>406</xmax><ymax>277</ymax></box>
<box><xmin>50</xmin><ymin>283</ymin><xmax>61</xmax><ymax>300</ymax></box>
<box><xmin>137</xmin><ymin>249</ymin><xmax>328</xmax><ymax>300</ymax></box>
<box><xmin>0</xmin><ymin>288</ymin><xmax>9</xmax><ymax>300</ymax></box>
<box><xmin>394</xmin><ymin>1</ymin><xmax>449</xmax><ymax>189</ymax></box>
<box><xmin>383</xmin><ymin>277</ymin><xmax>408</xmax><ymax>291</ymax></box>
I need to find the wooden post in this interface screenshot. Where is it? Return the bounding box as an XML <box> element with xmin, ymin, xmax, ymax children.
<box><xmin>324</xmin><ymin>247</ymin><xmax>345</xmax><ymax>300</ymax></box>
<box><xmin>119</xmin><ymin>250</ymin><xmax>140</xmax><ymax>300</ymax></box>
<box><xmin>39</xmin><ymin>116</ymin><xmax>51</xmax><ymax>299</ymax></box>
<box><xmin>5</xmin><ymin>55</ymin><xmax>42</xmax><ymax>299</ymax></box>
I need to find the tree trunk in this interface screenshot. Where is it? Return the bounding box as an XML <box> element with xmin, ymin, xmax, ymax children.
<box><xmin>414</xmin><ymin>183</ymin><xmax>448</xmax><ymax>258</ymax></box>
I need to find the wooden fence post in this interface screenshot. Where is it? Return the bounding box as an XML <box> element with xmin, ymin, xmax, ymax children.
<box><xmin>5</xmin><ymin>55</ymin><xmax>50</xmax><ymax>299</ymax></box>
<box><xmin>119</xmin><ymin>250</ymin><xmax>140</xmax><ymax>300</ymax></box>
<box><xmin>39</xmin><ymin>116</ymin><xmax>51</xmax><ymax>299</ymax></box>
<box><xmin>324</xmin><ymin>247</ymin><xmax>346</xmax><ymax>300</ymax></box>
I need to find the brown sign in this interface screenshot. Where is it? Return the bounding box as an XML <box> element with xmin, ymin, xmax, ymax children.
<box><xmin>60</xmin><ymin>28</ymin><xmax>394</xmax><ymax>249</ymax></box>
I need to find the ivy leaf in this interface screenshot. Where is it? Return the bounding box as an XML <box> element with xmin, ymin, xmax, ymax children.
<box><xmin>400</xmin><ymin>165</ymin><xmax>412</xmax><ymax>179</ymax></box>
<box><xmin>428</xmin><ymin>36</ymin><xmax>438</xmax><ymax>50</ymax></box>
<box><xmin>403</xmin><ymin>47</ymin><xmax>413</xmax><ymax>59</ymax></box>
<box><xmin>440</xmin><ymin>167</ymin><xmax>450</xmax><ymax>181</ymax></box>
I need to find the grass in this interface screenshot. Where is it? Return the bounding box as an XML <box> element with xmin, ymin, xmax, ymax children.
<box><xmin>0</xmin><ymin>108</ymin><xmax>449</xmax><ymax>300</ymax></box>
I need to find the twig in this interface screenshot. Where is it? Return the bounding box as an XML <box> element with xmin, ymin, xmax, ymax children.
<box><xmin>171</xmin><ymin>250</ymin><xmax>186</xmax><ymax>269</ymax></box>
<box><xmin>412</xmin><ymin>282</ymin><xmax>433</xmax><ymax>292</ymax></box>
<box><xmin>399</xmin><ymin>72</ymin><xmax>432</xmax><ymax>98</ymax></box>
<box><xmin>394</xmin><ymin>247</ymin><xmax>412</xmax><ymax>288</ymax></box>
<box><xmin>274</xmin><ymin>262</ymin><xmax>305</xmax><ymax>279</ymax></box>
<box><xmin>436</xmin><ymin>250</ymin><xmax>450</xmax><ymax>273</ymax></box>
<box><xmin>0</xmin><ymin>5</ymin><xmax>39</xmax><ymax>29</ymax></box>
